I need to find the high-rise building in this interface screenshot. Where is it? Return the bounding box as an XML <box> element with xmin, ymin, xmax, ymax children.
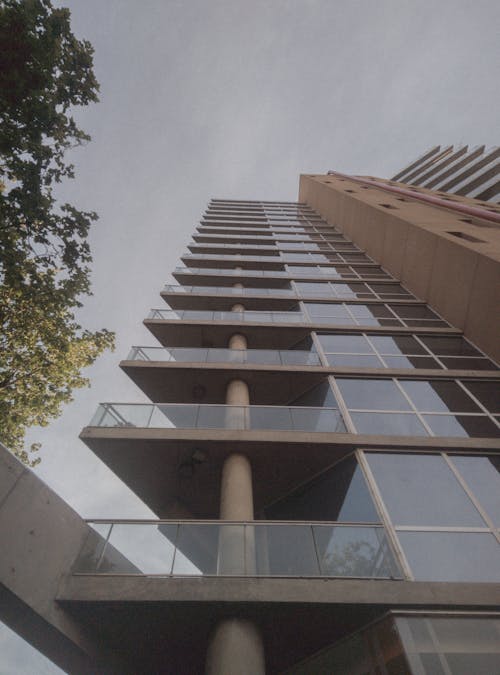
<box><xmin>1</xmin><ymin>169</ymin><xmax>499</xmax><ymax>674</ymax></box>
<box><xmin>388</xmin><ymin>144</ymin><xmax>500</xmax><ymax>203</ymax></box>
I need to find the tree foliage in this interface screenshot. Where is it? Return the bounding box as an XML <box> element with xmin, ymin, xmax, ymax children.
<box><xmin>0</xmin><ymin>0</ymin><xmax>114</xmax><ymax>464</ymax></box>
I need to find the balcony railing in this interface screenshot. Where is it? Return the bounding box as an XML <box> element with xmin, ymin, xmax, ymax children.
<box><xmin>147</xmin><ymin>308</ymin><xmax>305</xmax><ymax>323</ymax></box>
<box><xmin>89</xmin><ymin>403</ymin><xmax>347</xmax><ymax>433</ymax></box>
<box><xmin>126</xmin><ymin>346</ymin><xmax>321</xmax><ymax>366</ymax></box>
<box><xmin>173</xmin><ymin>266</ymin><xmax>385</xmax><ymax>279</ymax></box>
<box><xmin>174</xmin><ymin>265</ymin><xmax>290</xmax><ymax>277</ymax></box>
<box><xmin>73</xmin><ymin>520</ymin><xmax>401</xmax><ymax>579</ymax></box>
<box><xmin>163</xmin><ymin>284</ymin><xmax>295</xmax><ymax>297</ymax></box>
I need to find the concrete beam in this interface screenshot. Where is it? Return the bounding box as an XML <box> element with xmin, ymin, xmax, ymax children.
<box><xmin>0</xmin><ymin>443</ymin><xmax>126</xmax><ymax>674</ymax></box>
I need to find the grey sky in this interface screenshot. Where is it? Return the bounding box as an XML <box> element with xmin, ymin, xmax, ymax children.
<box><xmin>4</xmin><ymin>0</ymin><xmax>500</xmax><ymax>668</ymax></box>
<box><xmin>25</xmin><ymin>0</ymin><xmax>500</xmax><ymax>516</ymax></box>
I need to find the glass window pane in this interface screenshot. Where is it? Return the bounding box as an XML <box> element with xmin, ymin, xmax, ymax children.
<box><xmin>291</xmin><ymin>381</ymin><xmax>338</xmax><ymax>407</ymax></box>
<box><xmin>318</xmin><ymin>333</ymin><xmax>373</xmax><ymax>353</ymax></box>
<box><xmin>440</xmin><ymin>357</ymin><xmax>498</xmax><ymax>370</ymax></box>
<box><xmin>255</xmin><ymin>525</ymin><xmax>319</xmax><ymax>576</ymax></box>
<box><xmin>382</xmin><ymin>356</ymin><xmax>440</xmax><ymax>369</ymax></box>
<box><xmin>397</xmin><ymin>616</ymin><xmax>500</xmax><ymax>675</ymax></box>
<box><xmin>248</xmin><ymin>406</ymin><xmax>290</xmax><ymax>430</ymax></box>
<box><xmin>370</xmin><ymin>283</ymin><xmax>410</xmax><ymax>296</ymax></box>
<box><xmin>392</xmin><ymin>305</ymin><xmax>440</xmax><ymax>319</ymax></box>
<box><xmin>450</xmin><ymin>455</ymin><xmax>500</xmax><ymax>526</ymax></box>
<box><xmin>336</xmin><ymin>378</ymin><xmax>412</xmax><ymax>410</ymax></box>
<box><xmin>306</xmin><ymin>303</ymin><xmax>350</xmax><ymax>317</ymax></box>
<box><xmin>265</xmin><ymin>455</ymin><xmax>380</xmax><ymax>522</ymax></box>
<box><xmin>351</xmin><ymin>412</ymin><xmax>428</xmax><ymax>436</ymax></box>
<box><xmin>347</xmin><ymin>304</ymin><xmax>393</xmax><ymax>318</ymax></box>
<box><xmin>421</xmin><ymin>335</ymin><xmax>482</xmax><ymax>356</ymax></box>
<box><xmin>398</xmin><ymin>532</ymin><xmax>500</xmax><ymax>582</ymax></box>
<box><xmin>366</xmin><ymin>453</ymin><xmax>485</xmax><ymax>526</ymax></box>
<box><xmin>423</xmin><ymin>414</ymin><xmax>500</xmax><ymax>438</ymax></box>
<box><xmin>314</xmin><ymin>526</ymin><xmax>400</xmax><ymax>578</ymax></box>
<box><xmin>104</xmin><ymin>524</ymin><xmax>177</xmax><ymax>574</ymax></box>
<box><xmin>462</xmin><ymin>381</ymin><xmax>500</xmax><ymax>413</ymax></box>
<box><xmin>289</xmin><ymin>407</ymin><xmax>345</xmax><ymax>432</ymax></box>
<box><xmin>327</xmin><ymin>354</ymin><xmax>384</xmax><ymax>368</ymax></box>
<box><xmin>369</xmin><ymin>335</ymin><xmax>426</xmax><ymax>355</ymax></box>
<box><xmin>400</xmin><ymin>380</ymin><xmax>481</xmax><ymax>412</ymax></box>
<box><xmin>174</xmin><ymin>524</ymin><xmax>221</xmax><ymax>575</ymax></box>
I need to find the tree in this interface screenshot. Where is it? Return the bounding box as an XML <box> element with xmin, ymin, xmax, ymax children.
<box><xmin>0</xmin><ymin>0</ymin><xmax>114</xmax><ymax>464</ymax></box>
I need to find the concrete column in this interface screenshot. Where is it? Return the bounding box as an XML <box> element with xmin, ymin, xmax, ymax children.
<box><xmin>228</xmin><ymin>333</ymin><xmax>247</xmax><ymax>350</ymax></box>
<box><xmin>206</xmin><ymin>619</ymin><xmax>265</xmax><ymax>675</ymax></box>
<box><xmin>206</xmin><ymin>281</ymin><xmax>264</xmax><ymax>674</ymax></box>
<box><xmin>219</xmin><ymin>453</ymin><xmax>253</xmax><ymax>520</ymax></box>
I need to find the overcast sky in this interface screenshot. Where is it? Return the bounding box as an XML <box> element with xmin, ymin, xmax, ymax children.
<box><xmin>4</xmin><ymin>0</ymin><xmax>500</xmax><ymax>670</ymax></box>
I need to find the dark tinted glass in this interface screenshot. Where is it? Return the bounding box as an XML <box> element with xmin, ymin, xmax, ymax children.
<box><xmin>462</xmin><ymin>381</ymin><xmax>500</xmax><ymax>413</ymax></box>
<box><xmin>401</xmin><ymin>380</ymin><xmax>481</xmax><ymax>412</ymax></box>
<box><xmin>392</xmin><ymin>305</ymin><xmax>439</xmax><ymax>319</ymax></box>
<box><xmin>290</xmin><ymin>381</ymin><xmax>337</xmax><ymax>407</ymax></box>
<box><xmin>421</xmin><ymin>335</ymin><xmax>481</xmax><ymax>356</ymax></box>
<box><xmin>265</xmin><ymin>455</ymin><xmax>380</xmax><ymax>522</ymax></box>
<box><xmin>351</xmin><ymin>412</ymin><xmax>428</xmax><ymax>436</ymax></box>
<box><xmin>422</xmin><ymin>415</ymin><xmax>500</xmax><ymax>438</ymax></box>
<box><xmin>369</xmin><ymin>335</ymin><xmax>426</xmax><ymax>355</ymax></box>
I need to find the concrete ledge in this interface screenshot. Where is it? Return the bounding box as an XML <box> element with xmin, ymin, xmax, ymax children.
<box><xmin>58</xmin><ymin>575</ymin><xmax>500</xmax><ymax>608</ymax></box>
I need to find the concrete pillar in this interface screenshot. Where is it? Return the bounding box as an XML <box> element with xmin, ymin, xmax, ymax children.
<box><xmin>225</xmin><ymin>378</ymin><xmax>249</xmax><ymax>429</ymax></box>
<box><xmin>206</xmin><ymin>284</ymin><xmax>264</xmax><ymax>674</ymax></box>
<box><xmin>219</xmin><ymin>453</ymin><xmax>253</xmax><ymax>521</ymax></box>
<box><xmin>228</xmin><ymin>333</ymin><xmax>247</xmax><ymax>350</ymax></box>
<box><xmin>206</xmin><ymin>619</ymin><xmax>265</xmax><ymax>675</ymax></box>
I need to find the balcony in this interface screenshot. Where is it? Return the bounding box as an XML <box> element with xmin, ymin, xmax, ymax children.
<box><xmin>147</xmin><ymin>308</ymin><xmax>305</xmax><ymax>323</ymax></box>
<box><xmin>127</xmin><ymin>346</ymin><xmax>321</xmax><ymax>367</ymax></box>
<box><xmin>172</xmin><ymin>265</ymin><xmax>391</xmax><ymax>286</ymax></box>
<box><xmin>89</xmin><ymin>403</ymin><xmax>346</xmax><ymax>433</ymax></box>
<box><xmin>73</xmin><ymin>520</ymin><xmax>401</xmax><ymax>579</ymax></box>
<box><xmin>163</xmin><ymin>283</ymin><xmax>295</xmax><ymax>297</ymax></box>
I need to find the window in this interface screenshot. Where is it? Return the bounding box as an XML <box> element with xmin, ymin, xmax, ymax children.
<box><xmin>335</xmin><ymin>377</ymin><xmax>500</xmax><ymax>438</ymax></box>
<box><xmin>266</xmin><ymin>454</ymin><xmax>380</xmax><ymax>522</ymax></box>
<box><xmin>365</xmin><ymin>452</ymin><xmax>500</xmax><ymax>582</ymax></box>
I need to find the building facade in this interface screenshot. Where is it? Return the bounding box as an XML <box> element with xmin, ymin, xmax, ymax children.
<box><xmin>1</xmin><ymin>172</ymin><xmax>500</xmax><ymax>673</ymax></box>
<box><xmin>388</xmin><ymin>144</ymin><xmax>499</xmax><ymax>203</ymax></box>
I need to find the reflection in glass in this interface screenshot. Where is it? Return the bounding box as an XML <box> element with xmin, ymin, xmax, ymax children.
<box><xmin>400</xmin><ymin>380</ymin><xmax>480</xmax><ymax>412</ymax></box>
<box><xmin>286</xmin><ymin>615</ymin><xmax>410</xmax><ymax>675</ymax></box>
<box><xmin>327</xmin><ymin>354</ymin><xmax>384</xmax><ymax>368</ymax></box>
<box><xmin>397</xmin><ymin>615</ymin><xmax>500</xmax><ymax>675</ymax></box>
<box><xmin>350</xmin><ymin>412</ymin><xmax>428</xmax><ymax>436</ymax></box>
<box><xmin>336</xmin><ymin>378</ymin><xmax>412</xmax><ymax>410</ymax></box>
<box><xmin>318</xmin><ymin>333</ymin><xmax>373</xmax><ymax>353</ymax></box>
<box><xmin>398</xmin><ymin>531</ymin><xmax>500</xmax><ymax>582</ymax></box>
<box><xmin>265</xmin><ymin>455</ymin><xmax>380</xmax><ymax>522</ymax></box>
<box><xmin>366</xmin><ymin>453</ymin><xmax>485</xmax><ymax>526</ymax></box>
<box><xmin>314</xmin><ymin>526</ymin><xmax>399</xmax><ymax>578</ymax></box>
<box><xmin>104</xmin><ymin>524</ymin><xmax>177</xmax><ymax>574</ymax></box>
<box><xmin>423</xmin><ymin>414</ymin><xmax>500</xmax><ymax>438</ymax></box>
<box><xmin>450</xmin><ymin>455</ymin><xmax>500</xmax><ymax>525</ymax></box>
<box><xmin>369</xmin><ymin>335</ymin><xmax>426</xmax><ymax>355</ymax></box>
<box><xmin>256</xmin><ymin>525</ymin><xmax>319</xmax><ymax>576</ymax></box>
<box><xmin>382</xmin><ymin>355</ymin><xmax>439</xmax><ymax>369</ymax></box>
